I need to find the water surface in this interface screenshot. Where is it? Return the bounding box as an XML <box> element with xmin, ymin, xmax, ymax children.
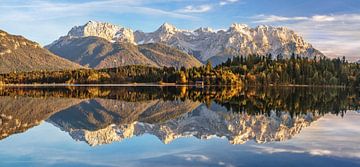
<box><xmin>0</xmin><ymin>86</ymin><xmax>359</xmax><ymax>167</ymax></box>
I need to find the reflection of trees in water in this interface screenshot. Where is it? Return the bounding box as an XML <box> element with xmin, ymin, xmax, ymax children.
<box><xmin>0</xmin><ymin>86</ymin><xmax>358</xmax><ymax>116</ymax></box>
<box><xmin>210</xmin><ymin>87</ymin><xmax>359</xmax><ymax>117</ymax></box>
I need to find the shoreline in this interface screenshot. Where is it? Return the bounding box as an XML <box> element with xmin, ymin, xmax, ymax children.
<box><xmin>0</xmin><ymin>83</ymin><xmax>350</xmax><ymax>88</ymax></box>
<box><xmin>0</xmin><ymin>83</ymin><xmax>179</xmax><ymax>87</ymax></box>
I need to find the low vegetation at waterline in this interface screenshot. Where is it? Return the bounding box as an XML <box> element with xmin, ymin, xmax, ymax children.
<box><xmin>1</xmin><ymin>55</ymin><xmax>360</xmax><ymax>87</ymax></box>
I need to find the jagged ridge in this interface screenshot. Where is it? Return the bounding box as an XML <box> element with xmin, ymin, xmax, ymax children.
<box><xmin>135</xmin><ymin>23</ymin><xmax>324</xmax><ymax>64</ymax></box>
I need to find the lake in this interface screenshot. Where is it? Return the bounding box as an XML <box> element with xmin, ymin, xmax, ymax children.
<box><xmin>0</xmin><ymin>86</ymin><xmax>359</xmax><ymax>167</ymax></box>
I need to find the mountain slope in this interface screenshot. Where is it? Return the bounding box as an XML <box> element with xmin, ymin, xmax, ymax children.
<box><xmin>0</xmin><ymin>30</ymin><xmax>83</xmax><ymax>73</ymax></box>
<box><xmin>138</xmin><ymin>43</ymin><xmax>203</xmax><ymax>68</ymax></box>
<box><xmin>47</xmin><ymin>35</ymin><xmax>202</xmax><ymax>68</ymax></box>
<box><xmin>46</xmin><ymin>36</ymin><xmax>157</xmax><ymax>68</ymax></box>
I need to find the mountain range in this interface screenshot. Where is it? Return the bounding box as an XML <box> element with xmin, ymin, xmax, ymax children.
<box><xmin>135</xmin><ymin>22</ymin><xmax>324</xmax><ymax>64</ymax></box>
<box><xmin>0</xmin><ymin>21</ymin><xmax>325</xmax><ymax>73</ymax></box>
<box><xmin>47</xmin><ymin>21</ymin><xmax>324</xmax><ymax>66</ymax></box>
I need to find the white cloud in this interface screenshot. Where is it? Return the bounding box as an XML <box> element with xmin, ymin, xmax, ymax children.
<box><xmin>252</xmin><ymin>15</ymin><xmax>308</xmax><ymax>23</ymax></box>
<box><xmin>251</xmin><ymin>145</ymin><xmax>305</xmax><ymax>154</ymax></box>
<box><xmin>177</xmin><ymin>154</ymin><xmax>210</xmax><ymax>161</ymax></box>
<box><xmin>176</xmin><ymin>5</ymin><xmax>212</xmax><ymax>13</ymax></box>
<box><xmin>177</xmin><ymin>0</ymin><xmax>240</xmax><ymax>13</ymax></box>
<box><xmin>220</xmin><ymin>0</ymin><xmax>239</xmax><ymax>6</ymax></box>
<box><xmin>252</xmin><ymin>14</ymin><xmax>360</xmax><ymax>23</ymax></box>
<box><xmin>251</xmin><ymin>14</ymin><xmax>360</xmax><ymax>61</ymax></box>
<box><xmin>0</xmin><ymin>0</ymin><xmax>195</xmax><ymax>21</ymax></box>
<box><xmin>0</xmin><ymin>0</ymin><xmax>197</xmax><ymax>45</ymax></box>
<box><xmin>252</xmin><ymin>145</ymin><xmax>335</xmax><ymax>157</ymax></box>
<box><xmin>312</xmin><ymin>15</ymin><xmax>336</xmax><ymax>22</ymax></box>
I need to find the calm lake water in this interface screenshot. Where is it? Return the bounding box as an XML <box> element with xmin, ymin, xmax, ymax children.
<box><xmin>0</xmin><ymin>86</ymin><xmax>359</xmax><ymax>167</ymax></box>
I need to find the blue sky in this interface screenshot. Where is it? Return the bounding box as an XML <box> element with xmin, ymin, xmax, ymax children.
<box><xmin>0</xmin><ymin>0</ymin><xmax>360</xmax><ymax>60</ymax></box>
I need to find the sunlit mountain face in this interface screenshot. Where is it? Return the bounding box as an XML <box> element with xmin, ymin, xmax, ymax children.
<box><xmin>0</xmin><ymin>86</ymin><xmax>358</xmax><ymax>146</ymax></box>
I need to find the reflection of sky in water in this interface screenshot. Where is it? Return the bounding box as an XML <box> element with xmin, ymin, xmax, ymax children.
<box><xmin>0</xmin><ymin>112</ymin><xmax>360</xmax><ymax>167</ymax></box>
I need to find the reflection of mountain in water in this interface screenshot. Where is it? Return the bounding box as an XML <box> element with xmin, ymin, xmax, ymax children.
<box><xmin>50</xmin><ymin>103</ymin><xmax>319</xmax><ymax>146</ymax></box>
<box><xmin>48</xmin><ymin>98</ymin><xmax>201</xmax><ymax>145</ymax></box>
<box><xmin>0</xmin><ymin>96</ymin><xmax>82</xmax><ymax>140</ymax></box>
<box><xmin>0</xmin><ymin>86</ymin><xmax>357</xmax><ymax>145</ymax></box>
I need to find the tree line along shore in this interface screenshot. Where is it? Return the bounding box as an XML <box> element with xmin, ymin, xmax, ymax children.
<box><xmin>1</xmin><ymin>54</ymin><xmax>360</xmax><ymax>87</ymax></box>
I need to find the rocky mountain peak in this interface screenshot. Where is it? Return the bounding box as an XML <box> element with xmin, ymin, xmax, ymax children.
<box><xmin>67</xmin><ymin>21</ymin><xmax>121</xmax><ymax>41</ymax></box>
<box><xmin>156</xmin><ymin>22</ymin><xmax>178</xmax><ymax>34</ymax></box>
<box><xmin>64</xmin><ymin>21</ymin><xmax>138</xmax><ymax>44</ymax></box>
<box><xmin>229</xmin><ymin>23</ymin><xmax>250</xmax><ymax>32</ymax></box>
<box><xmin>114</xmin><ymin>27</ymin><xmax>135</xmax><ymax>43</ymax></box>
<box><xmin>194</xmin><ymin>27</ymin><xmax>214</xmax><ymax>34</ymax></box>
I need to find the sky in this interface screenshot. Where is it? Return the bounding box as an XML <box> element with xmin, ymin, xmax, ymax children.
<box><xmin>0</xmin><ymin>0</ymin><xmax>360</xmax><ymax>60</ymax></box>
